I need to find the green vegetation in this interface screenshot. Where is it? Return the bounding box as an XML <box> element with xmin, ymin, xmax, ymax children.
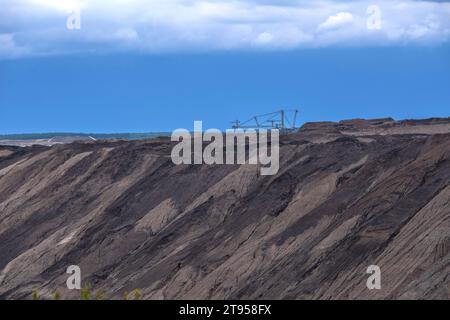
<box><xmin>31</xmin><ymin>290</ymin><xmax>40</xmax><ymax>300</ymax></box>
<box><xmin>53</xmin><ymin>291</ymin><xmax>61</xmax><ymax>300</ymax></box>
<box><xmin>133</xmin><ymin>288</ymin><xmax>142</xmax><ymax>300</ymax></box>
<box><xmin>123</xmin><ymin>291</ymin><xmax>129</xmax><ymax>300</ymax></box>
<box><xmin>80</xmin><ymin>286</ymin><xmax>91</xmax><ymax>300</ymax></box>
<box><xmin>95</xmin><ymin>290</ymin><xmax>106</xmax><ymax>300</ymax></box>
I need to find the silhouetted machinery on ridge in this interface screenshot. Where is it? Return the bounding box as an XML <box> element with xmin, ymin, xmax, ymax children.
<box><xmin>231</xmin><ymin>109</ymin><xmax>299</xmax><ymax>134</ymax></box>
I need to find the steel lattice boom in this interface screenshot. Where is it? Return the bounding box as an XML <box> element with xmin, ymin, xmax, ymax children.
<box><xmin>231</xmin><ymin>109</ymin><xmax>299</xmax><ymax>133</ymax></box>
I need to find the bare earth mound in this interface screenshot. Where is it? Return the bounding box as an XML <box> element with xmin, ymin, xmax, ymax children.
<box><xmin>0</xmin><ymin>118</ymin><xmax>449</xmax><ymax>299</ymax></box>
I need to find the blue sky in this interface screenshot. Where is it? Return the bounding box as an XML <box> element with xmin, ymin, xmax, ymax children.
<box><xmin>1</xmin><ymin>0</ymin><xmax>450</xmax><ymax>133</ymax></box>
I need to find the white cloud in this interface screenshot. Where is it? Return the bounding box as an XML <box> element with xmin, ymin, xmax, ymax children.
<box><xmin>1</xmin><ymin>0</ymin><xmax>450</xmax><ymax>58</ymax></box>
<box><xmin>115</xmin><ymin>27</ymin><xmax>138</xmax><ymax>41</ymax></box>
<box><xmin>254</xmin><ymin>32</ymin><xmax>274</xmax><ymax>45</ymax></box>
<box><xmin>318</xmin><ymin>12</ymin><xmax>354</xmax><ymax>31</ymax></box>
<box><xmin>29</xmin><ymin>0</ymin><xmax>83</xmax><ymax>12</ymax></box>
<box><xmin>0</xmin><ymin>33</ymin><xmax>30</xmax><ymax>58</ymax></box>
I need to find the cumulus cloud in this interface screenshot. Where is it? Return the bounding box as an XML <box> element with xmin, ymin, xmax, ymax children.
<box><xmin>1</xmin><ymin>0</ymin><xmax>450</xmax><ymax>58</ymax></box>
<box><xmin>0</xmin><ymin>33</ymin><xmax>30</xmax><ymax>58</ymax></box>
<box><xmin>318</xmin><ymin>12</ymin><xmax>354</xmax><ymax>31</ymax></box>
<box><xmin>114</xmin><ymin>28</ymin><xmax>139</xmax><ymax>41</ymax></box>
<box><xmin>255</xmin><ymin>32</ymin><xmax>274</xmax><ymax>45</ymax></box>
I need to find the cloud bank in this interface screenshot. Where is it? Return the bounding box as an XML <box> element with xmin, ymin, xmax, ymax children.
<box><xmin>1</xmin><ymin>0</ymin><xmax>450</xmax><ymax>58</ymax></box>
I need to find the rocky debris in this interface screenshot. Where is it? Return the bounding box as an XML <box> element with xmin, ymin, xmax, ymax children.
<box><xmin>297</xmin><ymin>117</ymin><xmax>450</xmax><ymax>143</ymax></box>
<box><xmin>0</xmin><ymin>118</ymin><xmax>449</xmax><ymax>300</ymax></box>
